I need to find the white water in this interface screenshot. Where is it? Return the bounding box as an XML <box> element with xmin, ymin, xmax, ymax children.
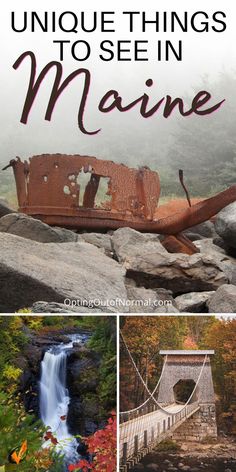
<box><xmin>40</xmin><ymin>334</ymin><xmax>83</xmax><ymax>461</ymax></box>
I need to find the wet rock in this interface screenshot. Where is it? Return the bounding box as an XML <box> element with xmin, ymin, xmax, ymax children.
<box><xmin>175</xmin><ymin>291</ymin><xmax>214</xmax><ymax>313</ymax></box>
<box><xmin>0</xmin><ymin>233</ymin><xmax>127</xmax><ymax>312</ymax></box>
<box><xmin>67</xmin><ymin>398</ymin><xmax>84</xmax><ymax>434</ymax></box>
<box><xmin>126</xmin><ymin>286</ymin><xmax>179</xmax><ymax>313</ymax></box>
<box><xmin>0</xmin><ymin>213</ymin><xmax>78</xmax><ymax>243</ymax></box>
<box><xmin>18</xmin><ymin>341</ymin><xmax>45</xmax><ymax>415</ymax></box>
<box><xmin>67</xmin><ymin>346</ymin><xmax>101</xmax><ymax>437</ymax></box>
<box><xmin>23</xmin><ymin>344</ymin><xmax>44</xmax><ymax>374</ymax></box>
<box><xmin>81</xmin><ymin>394</ymin><xmax>101</xmax><ymax>418</ymax></box>
<box><xmin>207</xmin><ymin>284</ymin><xmax>236</xmax><ymax>313</ymax></box>
<box><xmin>67</xmin><ymin>356</ymin><xmax>100</xmax><ymax>396</ymax></box>
<box><xmin>112</xmin><ymin>228</ymin><xmax>231</xmax><ymax>295</ymax></box>
<box><xmin>215</xmin><ymin>202</ymin><xmax>236</xmax><ymax>249</ymax></box>
<box><xmin>76</xmin><ymin>441</ymin><xmax>88</xmax><ymax>456</ymax></box>
<box><xmin>83</xmin><ymin>419</ymin><xmax>98</xmax><ymax>435</ymax></box>
<box><xmin>69</xmin><ymin>345</ymin><xmax>94</xmax><ymax>361</ymax></box>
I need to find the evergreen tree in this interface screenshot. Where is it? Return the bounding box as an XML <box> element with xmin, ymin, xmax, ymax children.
<box><xmin>167</xmin><ymin>72</ymin><xmax>236</xmax><ymax>196</ymax></box>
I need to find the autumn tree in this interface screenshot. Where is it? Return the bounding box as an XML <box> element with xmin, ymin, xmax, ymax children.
<box><xmin>120</xmin><ymin>316</ymin><xmax>187</xmax><ymax>411</ymax></box>
<box><xmin>201</xmin><ymin>318</ymin><xmax>236</xmax><ymax>434</ymax></box>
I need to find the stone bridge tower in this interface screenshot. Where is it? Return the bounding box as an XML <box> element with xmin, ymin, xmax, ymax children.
<box><xmin>157</xmin><ymin>350</ymin><xmax>217</xmax><ymax>440</ymax></box>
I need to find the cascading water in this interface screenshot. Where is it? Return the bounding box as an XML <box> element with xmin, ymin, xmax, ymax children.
<box><xmin>40</xmin><ymin>334</ymin><xmax>83</xmax><ymax>465</ymax></box>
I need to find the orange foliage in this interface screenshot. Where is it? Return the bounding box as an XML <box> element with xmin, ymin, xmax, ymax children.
<box><xmin>183</xmin><ymin>335</ymin><xmax>198</xmax><ymax>350</ymax></box>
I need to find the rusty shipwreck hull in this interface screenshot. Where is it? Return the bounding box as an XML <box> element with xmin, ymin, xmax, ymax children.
<box><xmin>5</xmin><ymin>154</ymin><xmax>236</xmax><ymax>237</ymax></box>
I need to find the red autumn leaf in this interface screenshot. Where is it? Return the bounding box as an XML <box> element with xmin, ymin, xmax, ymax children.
<box><xmin>51</xmin><ymin>437</ymin><xmax>58</xmax><ymax>445</ymax></box>
<box><xmin>44</xmin><ymin>431</ymin><xmax>53</xmax><ymax>441</ymax></box>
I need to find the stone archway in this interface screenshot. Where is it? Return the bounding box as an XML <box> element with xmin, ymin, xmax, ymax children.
<box><xmin>157</xmin><ymin>350</ymin><xmax>217</xmax><ymax>440</ymax></box>
<box><xmin>157</xmin><ymin>350</ymin><xmax>215</xmax><ymax>404</ymax></box>
<box><xmin>173</xmin><ymin>379</ymin><xmax>197</xmax><ymax>403</ymax></box>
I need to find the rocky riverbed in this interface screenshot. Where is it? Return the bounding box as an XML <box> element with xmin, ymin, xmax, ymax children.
<box><xmin>131</xmin><ymin>438</ymin><xmax>236</xmax><ymax>472</ymax></box>
<box><xmin>0</xmin><ymin>201</ymin><xmax>236</xmax><ymax>313</ymax></box>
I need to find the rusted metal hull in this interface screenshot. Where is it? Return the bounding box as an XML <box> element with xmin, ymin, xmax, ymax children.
<box><xmin>5</xmin><ymin>154</ymin><xmax>236</xmax><ymax>254</ymax></box>
<box><xmin>17</xmin><ymin>185</ymin><xmax>236</xmax><ymax>234</ymax></box>
<box><xmin>8</xmin><ymin>153</ymin><xmax>160</xmax><ymax>220</ymax></box>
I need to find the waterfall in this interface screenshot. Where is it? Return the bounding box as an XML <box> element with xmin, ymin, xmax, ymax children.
<box><xmin>40</xmin><ymin>335</ymin><xmax>82</xmax><ymax>462</ymax></box>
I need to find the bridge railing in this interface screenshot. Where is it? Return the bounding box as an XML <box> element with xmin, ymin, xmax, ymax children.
<box><xmin>120</xmin><ymin>402</ymin><xmax>161</xmax><ymax>424</ymax></box>
<box><xmin>119</xmin><ymin>401</ymin><xmax>199</xmax><ymax>468</ymax></box>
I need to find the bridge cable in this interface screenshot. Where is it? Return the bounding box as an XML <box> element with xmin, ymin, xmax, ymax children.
<box><xmin>120</xmin><ymin>330</ymin><xmax>170</xmax><ymax>415</ymax></box>
<box><xmin>120</xmin><ymin>332</ymin><xmax>168</xmax><ymax>414</ymax></box>
<box><xmin>120</xmin><ymin>330</ymin><xmax>207</xmax><ymax>416</ymax></box>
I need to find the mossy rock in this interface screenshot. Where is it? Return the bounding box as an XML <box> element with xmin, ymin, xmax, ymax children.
<box><xmin>81</xmin><ymin>393</ymin><xmax>101</xmax><ymax>417</ymax></box>
<box><xmin>155</xmin><ymin>439</ymin><xmax>181</xmax><ymax>452</ymax></box>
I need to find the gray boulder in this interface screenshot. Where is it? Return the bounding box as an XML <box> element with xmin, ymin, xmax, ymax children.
<box><xmin>112</xmin><ymin>227</ymin><xmax>232</xmax><ymax>295</ymax></box>
<box><xmin>80</xmin><ymin>232</ymin><xmax>113</xmax><ymax>256</ymax></box>
<box><xmin>126</xmin><ymin>286</ymin><xmax>179</xmax><ymax>313</ymax></box>
<box><xmin>112</xmin><ymin>227</ymin><xmax>160</xmax><ymax>254</ymax></box>
<box><xmin>207</xmin><ymin>284</ymin><xmax>236</xmax><ymax>313</ymax></box>
<box><xmin>0</xmin><ymin>233</ymin><xmax>127</xmax><ymax>312</ymax></box>
<box><xmin>195</xmin><ymin>238</ymin><xmax>226</xmax><ymax>256</ymax></box>
<box><xmin>175</xmin><ymin>291</ymin><xmax>214</xmax><ymax>312</ymax></box>
<box><xmin>195</xmin><ymin>239</ymin><xmax>236</xmax><ymax>285</ymax></box>
<box><xmin>184</xmin><ymin>221</ymin><xmax>217</xmax><ymax>240</ymax></box>
<box><xmin>215</xmin><ymin>202</ymin><xmax>236</xmax><ymax>248</ymax></box>
<box><xmin>30</xmin><ymin>301</ymin><xmax>102</xmax><ymax>313</ymax></box>
<box><xmin>0</xmin><ymin>213</ymin><xmax>78</xmax><ymax>243</ymax></box>
<box><xmin>196</xmin><ymin>238</ymin><xmax>236</xmax><ymax>285</ymax></box>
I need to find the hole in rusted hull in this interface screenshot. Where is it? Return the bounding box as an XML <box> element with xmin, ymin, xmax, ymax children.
<box><xmin>63</xmin><ymin>185</ymin><xmax>71</xmax><ymax>195</ymax></box>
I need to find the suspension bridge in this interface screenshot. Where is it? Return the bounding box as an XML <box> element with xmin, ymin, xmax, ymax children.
<box><xmin>119</xmin><ymin>334</ymin><xmax>217</xmax><ymax>472</ymax></box>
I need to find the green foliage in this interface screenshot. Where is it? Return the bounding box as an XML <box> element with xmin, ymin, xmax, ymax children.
<box><xmin>201</xmin><ymin>319</ymin><xmax>236</xmax><ymax>413</ymax></box>
<box><xmin>17</xmin><ymin>308</ymin><xmax>31</xmax><ymax>313</ymax></box>
<box><xmin>41</xmin><ymin>316</ymin><xmax>65</xmax><ymax>327</ymax></box>
<box><xmin>0</xmin><ymin>391</ymin><xmax>44</xmax><ymax>470</ymax></box>
<box><xmin>26</xmin><ymin>319</ymin><xmax>43</xmax><ymax>331</ymax></box>
<box><xmin>88</xmin><ymin>318</ymin><xmax>116</xmax><ymax>412</ymax></box>
<box><xmin>0</xmin><ymin>317</ymin><xmax>28</xmax><ymax>390</ymax></box>
<box><xmin>2</xmin><ymin>365</ymin><xmax>22</xmax><ymax>383</ymax></box>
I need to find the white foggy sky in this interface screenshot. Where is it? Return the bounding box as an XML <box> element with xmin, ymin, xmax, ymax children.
<box><xmin>0</xmin><ymin>0</ymin><xmax>235</xmax><ymax>168</ymax></box>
